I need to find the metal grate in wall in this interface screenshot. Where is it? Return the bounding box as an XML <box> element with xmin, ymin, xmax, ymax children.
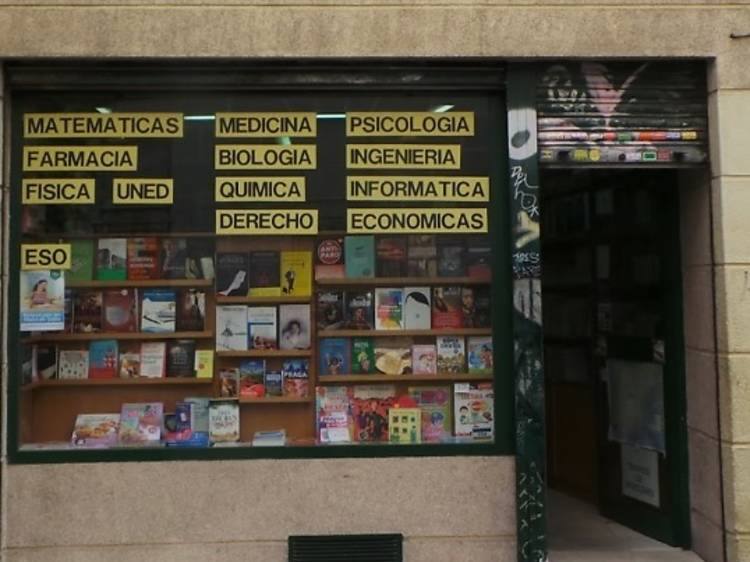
<box><xmin>289</xmin><ymin>534</ymin><xmax>403</xmax><ymax>562</ymax></box>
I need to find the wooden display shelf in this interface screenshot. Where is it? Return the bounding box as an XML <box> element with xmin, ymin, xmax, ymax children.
<box><xmin>67</xmin><ymin>279</ymin><xmax>214</xmax><ymax>289</ymax></box>
<box><xmin>317</xmin><ymin>328</ymin><xmax>492</xmax><ymax>338</ymax></box>
<box><xmin>23</xmin><ymin>331</ymin><xmax>214</xmax><ymax>343</ymax></box>
<box><xmin>318</xmin><ymin>373</ymin><xmax>493</xmax><ymax>384</ymax></box>
<box><xmin>316</xmin><ymin>276</ymin><xmax>490</xmax><ymax>287</ymax></box>
<box><xmin>238</xmin><ymin>396</ymin><xmax>313</xmax><ymax>404</ymax></box>
<box><xmin>215</xmin><ymin>349</ymin><xmax>312</xmax><ymax>358</ymax></box>
<box><xmin>22</xmin><ymin>377</ymin><xmax>213</xmax><ymax>391</ymax></box>
<box><xmin>216</xmin><ymin>295</ymin><xmax>311</xmax><ymax>305</ymax></box>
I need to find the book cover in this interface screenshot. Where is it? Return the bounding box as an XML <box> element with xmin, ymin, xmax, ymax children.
<box><xmin>408</xmin><ymin>235</ymin><xmax>437</xmax><ymax>259</ymax></box>
<box><xmin>184</xmin><ymin>396</ymin><xmax>211</xmax><ymax>443</ymax></box>
<box><xmin>71</xmin><ymin>413</ymin><xmax>120</xmax><ymax>448</ymax></box>
<box><xmin>411</xmin><ymin>344</ymin><xmax>437</xmax><ymax>375</ymax></box>
<box><xmin>252</xmin><ymin>429</ymin><xmax>286</xmax><ymax>447</ymax></box>
<box><xmin>194</xmin><ymin>349</ymin><xmax>214</xmax><ymax>378</ymax></box>
<box><xmin>21</xmin><ymin>345</ymin><xmax>33</xmax><ymax>385</ymax></box>
<box><xmin>374</xmin><ymin>337</ymin><xmax>412</xmax><ymax>375</ymax></box>
<box><xmin>166</xmin><ymin>339</ymin><xmax>196</xmax><ymax>377</ymax></box>
<box><xmin>220</xmin><ymin>368</ymin><xmax>240</xmax><ymax>398</ymax></box>
<box><xmin>216</xmin><ymin>252</ymin><xmax>249</xmax><ymax>297</ymax></box>
<box><xmin>248</xmin><ymin>251</ymin><xmax>281</xmax><ymax>296</ymax></box>
<box><xmin>315</xmin><ymin>237</ymin><xmax>345</xmax><ymax>280</ymax></box>
<box><xmin>466</xmin><ymin>235</ymin><xmax>492</xmax><ymax>281</ymax></box>
<box><xmin>209</xmin><ymin>399</ymin><xmax>240</xmax><ymax>443</ymax></box>
<box><xmin>164</xmin><ymin>402</ymin><xmax>193</xmax><ymax>445</ymax></box>
<box><xmin>88</xmin><ymin>339</ymin><xmax>118</xmax><ymax>379</ymax></box>
<box><xmin>351</xmin><ymin>384</ymin><xmax>397</xmax><ymax>442</ymax></box>
<box><xmin>407</xmin><ymin>257</ymin><xmax>438</xmax><ymax>277</ymax></box>
<box><xmin>376</xmin><ymin>236</ymin><xmax>407</xmax><ymax>277</ymax></box>
<box><xmin>64</xmin><ymin>289</ymin><xmax>74</xmax><ymax>333</ymax></box>
<box><xmin>282</xmin><ymin>359</ymin><xmax>309</xmax><ymax>398</ymax></box>
<box><xmin>186</xmin><ymin>238</ymin><xmax>215</xmax><ymax>280</ymax></box>
<box><xmin>317</xmin><ymin>291</ymin><xmax>345</xmax><ymax>330</ymax></box>
<box><xmin>319</xmin><ymin>338</ymin><xmax>349</xmax><ymax>376</ymax></box>
<box><xmin>215</xmin><ymin>305</ymin><xmax>248</xmax><ymax>351</ymax></box>
<box><xmin>126</xmin><ymin>237</ymin><xmax>160</xmax><ymax>280</ymax></box>
<box><xmin>160</xmin><ymin>238</ymin><xmax>187</xmax><ymax>279</ymax></box>
<box><xmin>118</xmin><ymin>344</ymin><xmax>141</xmax><ymax>378</ymax></box>
<box><xmin>436</xmin><ymin>336</ymin><xmax>465</xmax><ymax>373</ymax></box>
<box><xmin>247</xmin><ymin>306</ymin><xmax>278</xmax><ymax>349</ymax></box>
<box><xmin>67</xmin><ymin>239</ymin><xmax>94</xmax><ymax>283</ymax></box>
<box><xmin>345</xmin><ymin>290</ymin><xmax>374</xmax><ymax>330</ymax></box>
<box><xmin>409</xmin><ymin>385</ymin><xmax>452</xmax><ymax>442</ymax></box>
<box><xmin>344</xmin><ymin>235</ymin><xmax>375</xmax><ymax>278</ymax></box>
<box><xmin>239</xmin><ymin>359</ymin><xmax>265</xmax><ymax>398</ymax></box>
<box><xmin>73</xmin><ymin>290</ymin><xmax>102</xmax><ymax>333</ymax></box>
<box><xmin>403</xmin><ymin>286</ymin><xmax>431</xmax><ymax>330</ymax></box>
<box><xmin>119</xmin><ymin>402</ymin><xmax>164</xmax><ymax>445</ymax></box>
<box><xmin>139</xmin><ymin>341</ymin><xmax>166</xmax><ymax>378</ymax></box>
<box><xmin>279</xmin><ymin>304</ymin><xmax>311</xmax><ymax>350</ymax></box>
<box><xmin>388</xmin><ymin>407</ymin><xmax>422</xmax><ymax>444</ymax></box>
<box><xmin>351</xmin><ymin>338</ymin><xmax>375</xmax><ymax>374</ymax></box>
<box><xmin>20</xmin><ymin>270</ymin><xmax>65</xmax><ymax>332</ymax></box>
<box><xmin>264</xmin><ymin>371</ymin><xmax>283</xmax><ymax>397</ymax></box>
<box><xmin>177</xmin><ymin>289</ymin><xmax>206</xmax><ymax>331</ymax></box>
<box><xmin>374</xmin><ymin>288</ymin><xmax>404</xmax><ymax>330</ymax></box>
<box><xmin>316</xmin><ymin>385</ymin><xmax>353</xmax><ymax>443</ymax></box>
<box><xmin>467</xmin><ymin>336</ymin><xmax>493</xmax><ymax>374</ymax></box>
<box><xmin>103</xmin><ymin>289</ymin><xmax>137</xmax><ymax>332</ymax></box>
<box><xmin>140</xmin><ymin>289</ymin><xmax>176</xmax><ymax>333</ymax></box>
<box><xmin>432</xmin><ymin>286</ymin><xmax>463</xmax><ymax>329</ymax></box>
<box><xmin>32</xmin><ymin>344</ymin><xmax>57</xmax><ymax>380</ymax></box>
<box><xmin>437</xmin><ymin>237</ymin><xmax>465</xmax><ymax>277</ymax></box>
<box><xmin>454</xmin><ymin>383</ymin><xmax>494</xmax><ymax>439</ymax></box>
<box><xmin>460</xmin><ymin>286</ymin><xmax>491</xmax><ymax>328</ymax></box>
<box><xmin>58</xmin><ymin>349</ymin><xmax>89</xmax><ymax>380</ymax></box>
<box><xmin>96</xmin><ymin>238</ymin><xmax>127</xmax><ymax>281</ymax></box>
<box><xmin>280</xmin><ymin>250</ymin><xmax>312</xmax><ymax>296</ymax></box>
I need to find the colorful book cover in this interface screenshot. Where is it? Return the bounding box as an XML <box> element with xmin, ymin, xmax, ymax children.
<box><xmin>374</xmin><ymin>288</ymin><xmax>404</xmax><ymax>330</ymax></box>
<box><xmin>118</xmin><ymin>345</ymin><xmax>141</xmax><ymax>378</ymax></box>
<box><xmin>64</xmin><ymin>289</ymin><xmax>74</xmax><ymax>333</ymax></box>
<box><xmin>58</xmin><ymin>349</ymin><xmax>89</xmax><ymax>380</ymax></box>
<box><xmin>279</xmin><ymin>304</ymin><xmax>311</xmax><ymax>350</ymax></box>
<box><xmin>194</xmin><ymin>349</ymin><xmax>214</xmax><ymax>378</ymax></box>
<box><xmin>454</xmin><ymin>383</ymin><xmax>494</xmax><ymax>439</ymax></box>
<box><xmin>164</xmin><ymin>402</ymin><xmax>193</xmax><ymax>445</ymax></box>
<box><xmin>388</xmin><ymin>407</ymin><xmax>421</xmax><ymax>444</ymax></box>
<box><xmin>32</xmin><ymin>344</ymin><xmax>57</xmax><ymax>380</ymax></box>
<box><xmin>374</xmin><ymin>337</ymin><xmax>412</xmax><ymax>375</ymax></box>
<box><xmin>460</xmin><ymin>286</ymin><xmax>491</xmax><ymax>328</ymax></box>
<box><xmin>166</xmin><ymin>339</ymin><xmax>196</xmax><ymax>377</ymax></box>
<box><xmin>220</xmin><ymin>368</ymin><xmax>240</xmax><ymax>398</ymax></box>
<box><xmin>351</xmin><ymin>384</ymin><xmax>397</xmax><ymax>442</ymax></box>
<box><xmin>71</xmin><ymin>413</ymin><xmax>120</xmax><ymax>448</ymax></box>
<box><xmin>345</xmin><ymin>290</ymin><xmax>374</xmax><ymax>330</ymax></box>
<box><xmin>264</xmin><ymin>371</ymin><xmax>283</xmax><ymax>397</ymax></box>
<box><xmin>239</xmin><ymin>359</ymin><xmax>265</xmax><ymax>398</ymax></box>
<box><xmin>160</xmin><ymin>238</ymin><xmax>187</xmax><ymax>279</ymax></box>
<box><xmin>436</xmin><ymin>336</ymin><xmax>465</xmax><ymax>373</ymax></box>
<box><xmin>177</xmin><ymin>289</ymin><xmax>206</xmax><ymax>331</ymax></box>
<box><xmin>344</xmin><ymin>235</ymin><xmax>375</xmax><ymax>278</ymax></box>
<box><xmin>376</xmin><ymin>236</ymin><xmax>407</xmax><ymax>277</ymax></box>
<box><xmin>103</xmin><ymin>289</ymin><xmax>137</xmax><ymax>332</ymax></box>
<box><xmin>351</xmin><ymin>338</ymin><xmax>375</xmax><ymax>374</ymax></box>
<box><xmin>119</xmin><ymin>402</ymin><xmax>164</xmax><ymax>445</ymax></box>
<box><xmin>315</xmin><ymin>237</ymin><xmax>345</xmax><ymax>280</ymax></box>
<box><xmin>466</xmin><ymin>235</ymin><xmax>492</xmax><ymax>281</ymax></box>
<box><xmin>20</xmin><ymin>270</ymin><xmax>65</xmax><ymax>331</ymax></box>
<box><xmin>184</xmin><ymin>396</ymin><xmax>211</xmax><ymax>445</ymax></box>
<box><xmin>467</xmin><ymin>336</ymin><xmax>493</xmax><ymax>374</ymax></box>
<box><xmin>247</xmin><ymin>306</ymin><xmax>277</xmax><ymax>350</ymax></box>
<box><xmin>67</xmin><ymin>239</ymin><xmax>94</xmax><ymax>283</ymax></box>
<box><xmin>248</xmin><ymin>251</ymin><xmax>281</xmax><ymax>296</ymax></box>
<box><xmin>140</xmin><ymin>289</ymin><xmax>176</xmax><ymax>333</ymax></box>
<box><xmin>88</xmin><ymin>339</ymin><xmax>118</xmax><ymax>379</ymax></box>
<box><xmin>282</xmin><ymin>359</ymin><xmax>309</xmax><ymax>398</ymax></box>
<box><xmin>316</xmin><ymin>385</ymin><xmax>353</xmax><ymax>443</ymax></box>
<box><xmin>215</xmin><ymin>305</ymin><xmax>247</xmax><ymax>351</ymax></box>
<box><xmin>411</xmin><ymin>344</ymin><xmax>437</xmax><ymax>375</ymax></box>
<box><xmin>126</xmin><ymin>237</ymin><xmax>160</xmax><ymax>280</ymax></box>
<box><xmin>319</xmin><ymin>338</ymin><xmax>349</xmax><ymax>376</ymax></box>
<box><xmin>432</xmin><ymin>286</ymin><xmax>463</xmax><ymax>329</ymax></box>
<box><xmin>317</xmin><ymin>291</ymin><xmax>345</xmax><ymax>330</ymax></box>
<box><xmin>437</xmin><ymin>237</ymin><xmax>465</xmax><ymax>277</ymax></box>
<box><xmin>280</xmin><ymin>250</ymin><xmax>312</xmax><ymax>296</ymax></box>
<box><xmin>403</xmin><ymin>286</ymin><xmax>431</xmax><ymax>330</ymax></box>
<box><xmin>209</xmin><ymin>399</ymin><xmax>240</xmax><ymax>443</ymax></box>
<box><xmin>409</xmin><ymin>385</ymin><xmax>452</xmax><ymax>442</ymax></box>
<box><xmin>216</xmin><ymin>252</ymin><xmax>249</xmax><ymax>297</ymax></box>
<box><xmin>96</xmin><ymin>238</ymin><xmax>127</xmax><ymax>281</ymax></box>
<box><xmin>73</xmin><ymin>290</ymin><xmax>102</xmax><ymax>333</ymax></box>
<box><xmin>139</xmin><ymin>341</ymin><xmax>166</xmax><ymax>378</ymax></box>
<box><xmin>185</xmin><ymin>238</ymin><xmax>215</xmax><ymax>280</ymax></box>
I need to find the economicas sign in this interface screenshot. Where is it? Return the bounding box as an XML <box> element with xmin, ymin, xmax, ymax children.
<box><xmin>347</xmin><ymin>208</ymin><xmax>487</xmax><ymax>234</ymax></box>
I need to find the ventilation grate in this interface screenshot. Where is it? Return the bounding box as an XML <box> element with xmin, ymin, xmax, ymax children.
<box><xmin>289</xmin><ymin>534</ymin><xmax>403</xmax><ymax>562</ymax></box>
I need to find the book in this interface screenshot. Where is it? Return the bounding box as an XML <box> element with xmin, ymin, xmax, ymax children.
<box><xmin>209</xmin><ymin>399</ymin><xmax>240</xmax><ymax>443</ymax></box>
<box><xmin>280</xmin><ymin>250</ymin><xmax>312</xmax><ymax>296</ymax></box>
<box><xmin>220</xmin><ymin>368</ymin><xmax>240</xmax><ymax>398</ymax></box>
<box><xmin>279</xmin><ymin>304</ymin><xmax>311</xmax><ymax>350</ymax></box>
<box><xmin>58</xmin><ymin>349</ymin><xmax>89</xmax><ymax>380</ymax></box>
<box><xmin>388</xmin><ymin>407</ymin><xmax>422</xmax><ymax>444</ymax></box>
<box><xmin>374</xmin><ymin>337</ymin><xmax>412</xmax><ymax>375</ymax></box>
<box><xmin>118</xmin><ymin>345</ymin><xmax>141</xmax><ymax>378</ymax></box>
<box><xmin>177</xmin><ymin>289</ymin><xmax>206</xmax><ymax>331</ymax></box>
<box><xmin>140</xmin><ymin>289</ymin><xmax>176</xmax><ymax>333</ymax></box>
<box><xmin>252</xmin><ymin>429</ymin><xmax>286</xmax><ymax>446</ymax></box>
<box><xmin>376</xmin><ymin>236</ymin><xmax>407</xmax><ymax>277</ymax></box>
<box><xmin>194</xmin><ymin>349</ymin><xmax>214</xmax><ymax>378</ymax></box>
<box><xmin>119</xmin><ymin>402</ymin><xmax>164</xmax><ymax>445</ymax></box>
<box><xmin>64</xmin><ymin>289</ymin><xmax>74</xmax><ymax>333</ymax></box>
<box><xmin>264</xmin><ymin>371</ymin><xmax>283</xmax><ymax>397</ymax></box>
<box><xmin>345</xmin><ymin>290</ymin><xmax>374</xmax><ymax>330</ymax></box>
<box><xmin>282</xmin><ymin>359</ymin><xmax>309</xmax><ymax>398</ymax></box>
<box><xmin>103</xmin><ymin>289</ymin><xmax>137</xmax><ymax>332</ymax></box>
<box><xmin>319</xmin><ymin>338</ymin><xmax>349</xmax><ymax>376</ymax></box>
<box><xmin>166</xmin><ymin>340</ymin><xmax>196</xmax><ymax>377</ymax></box>
<box><xmin>454</xmin><ymin>383</ymin><xmax>494</xmax><ymax>439</ymax></box>
<box><xmin>160</xmin><ymin>238</ymin><xmax>187</xmax><ymax>279</ymax></box>
<box><xmin>467</xmin><ymin>336</ymin><xmax>493</xmax><ymax>374</ymax></box>
<box><xmin>216</xmin><ymin>252</ymin><xmax>249</xmax><ymax>297</ymax></box>
<box><xmin>403</xmin><ymin>286</ymin><xmax>431</xmax><ymax>330</ymax></box>
<box><xmin>32</xmin><ymin>345</ymin><xmax>57</xmax><ymax>380</ymax></box>
<box><xmin>436</xmin><ymin>336</ymin><xmax>465</xmax><ymax>373</ymax></box>
<box><xmin>126</xmin><ymin>237</ymin><xmax>160</xmax><ymax>280</ymax></box>
<box><xmin>239</xmin><ymin>359</ymin><xmax>265</xmax><ymax>398</ymax></box>
<box><xmin>164</xmin><ymin>402</ymin><xmax>194</xmax><ymax>446</ymax></box>
<box><xmin>67</xmin><ymin>239</ymin><xmax>94</xmax><ymax>283</ymax></box>
<box><xmin>411</xmin><ymin>344</ymin><xmax>437</xmax><ymax>375</ymax></box>
<box><xmin>185</xmin><ymin>238</ymin><xmax>215</xmax><ymax>280</ymax></box>
<box><xmin>466</xmin><ymin>235</ymin><xmax>492</xmax><ymax>281</ymax></box>
<box><xmin>139</xmin><ymin>342</ymin><xmax>166</xmax><ymax>378</ymax></box>
<box><xmin>96</xmin><ymin>238</ymin><xmax>127</xmax><ymax>281</ymax></box>
<box><xmin>432</xmin><ymin>286</ymin><xmax>463</xmax><ymax>329</ymax></box>
<box><xmin>247</xmin><ymin>306</ymin><xmax>277</xmax><ymax>349</ymax></box>
<box><xmin>437</xmin><ymin>237</ymin><xmax>465</xmax><ymax>277</ymax></box>
<box><xmin>317</xmin><ymin>291</ymin><xmax>345</xmax><ymax>330</ymax></box>
<box><xmin>88</xmin><ymin>339</ymin><xmax>118</xmax><ymax>379</ymax></box>
<box><xmin>184</xmin><ymin>396</ymin><xmax>211</xmax><ymax>445</ymax></box>
<box><xmin>460</xmin><ymin>286</ymin><xmax>491</xmax><ymax>328</ymax></box>
<box><xmin>408</xmin><ymin>235</ymin><xmax>437</xmax><ymax>261</ymax></box>
<box><xmin>374</xmin><ymin>288</ymin><xmax>404</xmax><ymax>330</ymax></box>
<box><xmin>351</xmin><ymin>338</ymin><xmax>375</xmax><ymax>374</ymax></box>
<box><xmin>71</xmin><ymin>414</ymin><xmax>120</xmax><ymax>448</ymax></box>
<box><xmin>248</xmin><ymin>251</ymin><xmax>281</xmax><ymax>296</ymax></box>
<box><xmin>73</xmin><ymin>290</ymin><xmax>102</xmax><ymax>333</ymax></box>
<box><xmin>351</xmin><ymin>384</ymin><xmax>397</xmax><ymax>442</ymax></box>
<box><xmin>409</xmin><ymin>386</ymin><xmax>452</xmax><ymax>442</ymax></box>
<box><xmin>345</xmin><ymin>235</ymin><xmax>375</xmax><ymax>278</ymax></box>
<box><xmin>316</xmin><ymin>386</ymin><xmax>353</xmax><ymax>443</ymax></box>
<box><xmin>20</xmin><ymin>270</ymin><xmax>65</xmax><ymax>332</ymax></box>
<box><xmin>21</xmin><ymin>345</ymin><xmax>33</xmax><ymax>385</ymax></box>
<box><xmin>315</xmin><ymin>237</ymin><xmax>345</xmax><ymax>280</ymax></box>
<box><xmin>215</xmin><ymin>305</ymin><xmax>248</xmax><ymax>351</ymax></box>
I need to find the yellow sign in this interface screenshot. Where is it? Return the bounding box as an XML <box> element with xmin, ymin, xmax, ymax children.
<box><xmin>347</xmin><ymin>176</ymin><xmax>489</xmax><ymax>202</ymax></box>
<box><xmin>346</xmin><ymin>144</ymin><xmax>460</xmax><ymax>170</ymax></box>
<box><xmin>347</xmin><ymin>112</ymin><xmax>475</xmax><ymax>137</ymax></box>
<box><xmin>113</xmin><ymin>178</ymin><xmax>174</xmax><ymax>204</ymax></box>
<box><xmin>24</xmin><ymin>113</ymin><xmax>183</xmax><ymax>138</ymax></box>
<box><xmin>22</xmin><ymin>179</ymin><xmax>95</xmax><ymax>204</ymax></box>
<box><xmin>23</xmin><ymin>146</ymin><xmax>138</xmax><ymax>172</ymax></box>
<box><xmin>216</xmin><ymin>209</ymin><xmax>319</xmax><ymax>235</ymax></box>
<box><xmin>216</xmin><ymin>113</ymin><xmax>317</xmax><ymax>137</ymax></box>
<box><xmin>21</xmin><ymin>244</ymin><xmax>72</xmax><ymax>270</ymax></box>
<box><xmin>215</xmin><ymin>176</ymin><xmax>306</xmax><ymax>202</ymax></box>
<box><xmin>347</xmin><ymin>208</ymin><xmax>487</xmax><ymax>234</ymax></box>
<box><xmin>215</xmin><ymin>145</ymin><xmax>316</xmax><ymax>170</ymax></box>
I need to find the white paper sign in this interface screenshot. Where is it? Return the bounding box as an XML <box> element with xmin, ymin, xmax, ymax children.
<box><xmin>621</xmin><ymin>443</ymin><xmax>660</xmax><ymax>507</ymax></box>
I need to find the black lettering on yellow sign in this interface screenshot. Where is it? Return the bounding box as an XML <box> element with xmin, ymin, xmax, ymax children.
<box><xmin>215</xmin><ymin>145</ymin><xmax>316</xmax><ymax>170</ymax></box>
<box><xmin>216</xmin><ymin>113</ymin><xmax>317</xmax><ymax>137</ymax></box>
<box><xmin>346</xmin><ymin>144</ymin><xmax>460</xmax><ymax>169</ymax></box>
<box><xmin>346</xmin><ymin>112</ymin><xmax>474</xmax><ymax>136</ymax></box>
<box><xmin>347</xmin><ymin>176</ymin><xmax>489</xmax><ymax>202</ymax></box>
<box><xmin>23</xmin><ymin>146</ymin><xmax>138</xmax><ymax>171</ymax></box>
<box><xmin>22</xmin><ymin>179</ymin><xmax>96</xmax><ymax>204</ymax></box>
<box><xmin>21</xmin><ymin>244</ymin><xmax>72</xmax><ymax>270</ymax></box>
<box><xmin>24</xmin><ymin>113</ymin><xmax>183</xmax><ymax>138</ymax></box>
<box><xmin>347</xmin><ymin>208</ymin><xmax>487</xmax><ymax>234</ymax></box>
<box><xmin>215</xmin><ymin>177</ymin><xmax>306</xmax><ymax>202</ymax></box>
<box><xmin>113</xmin><ymin>179</ymin><xmax>174</xmax><ymax>204</ymax></box>
<box><xmin>216</xmin><ymin>209</ymin><xmax>318</xmax><ymax>235</ymax></box>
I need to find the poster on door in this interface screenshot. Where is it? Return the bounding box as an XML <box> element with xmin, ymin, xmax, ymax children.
<box><xmin>621</xmin><ymin>443</ymin><xmax>661</xmax><ymax>508</ymax></box>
